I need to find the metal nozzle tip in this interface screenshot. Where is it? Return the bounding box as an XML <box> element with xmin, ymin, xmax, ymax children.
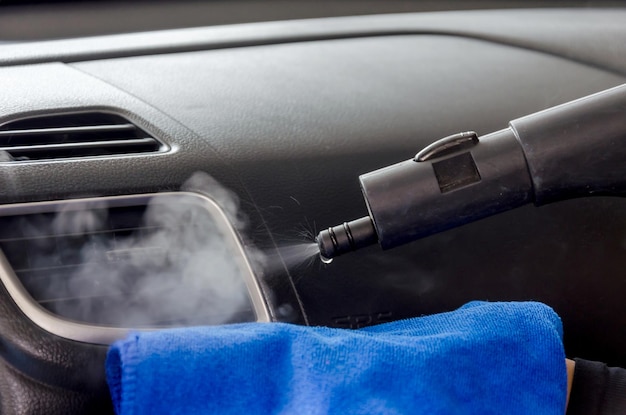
<box><xmin>315</xmin><ymin>216</ymin><xmax>378</xmax><ymax>261</ymax></box>
<box><xmin>316</xmin><ymin>229</ymin><xmax>337</xmax><ymax>260</ymax></box>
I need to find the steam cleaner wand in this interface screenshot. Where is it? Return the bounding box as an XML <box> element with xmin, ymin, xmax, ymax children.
<box><xmin>317</xmin><ymin>84</ymin><xmax>626</xmax><ymax>260</ymax></box>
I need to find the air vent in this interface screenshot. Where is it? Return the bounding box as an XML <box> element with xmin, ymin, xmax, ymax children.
<box><xmin>0</xmin><ymin>193</ymin><xmax>269</xmax><ymax>344</ymax></box>
<box><xmin>0</xmin><ymin>112</ymin><xmax>165</xmax><ymax>161</ymax></box>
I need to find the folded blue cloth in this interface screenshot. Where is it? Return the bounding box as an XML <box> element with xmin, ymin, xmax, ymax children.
<box><xmin>106</xmin><ymin>301</ymin><xmax>566</xmax><ymax>415</ymax></box>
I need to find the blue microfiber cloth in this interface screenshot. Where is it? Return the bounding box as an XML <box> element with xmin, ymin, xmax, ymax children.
<box><xmin>106</xmin><ymin>301</ymin><xmax>566</xmax><ymax>415</ymax></box>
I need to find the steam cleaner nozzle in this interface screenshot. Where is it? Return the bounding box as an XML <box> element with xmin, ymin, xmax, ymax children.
<box><xmin>316</xmin><ymin>216</ymin><xmax>378</xmax><ymax>260</ymax></box>
<box><xmin>315</xmin><ymin>84</ymin><xmax>626</xmax><ymax>261</ymax></box>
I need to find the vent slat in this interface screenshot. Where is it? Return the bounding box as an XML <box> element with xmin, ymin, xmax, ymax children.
<box><xmin>0</xmin><ymin>138</ymin><xmax>156</xmax><ymax>153</ymax></box>
<box><xmin>0</xmin><ymin>112</ymin><xmax>164</xmax><ymax>161</ymax></box>
<box><xmin>0</xmin><ymin>124</ymin><xmax>136</xmax><ymax>138</ymax></box>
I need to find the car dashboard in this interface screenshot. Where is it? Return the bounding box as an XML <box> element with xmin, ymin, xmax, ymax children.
<box><xmin>0</xmin><ymin>5</ymin><xmax>625</xmax><ymax>413</ymax></box>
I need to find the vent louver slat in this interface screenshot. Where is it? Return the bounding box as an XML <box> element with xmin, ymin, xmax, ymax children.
<box><xmin>0</xmin><ymin>112</ymin><xmax>164</xmax><ymax>161</ymax></box>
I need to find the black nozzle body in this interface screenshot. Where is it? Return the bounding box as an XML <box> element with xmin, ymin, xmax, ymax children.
<box><xmin>317</xmin><ymin>84</ymin><xmax>626</xmax><ymax>260</ymax></box>
<box><xmin>317</xmin><ymin>216</ymin><xmax>378</xmax><ymax>260</ymax></box>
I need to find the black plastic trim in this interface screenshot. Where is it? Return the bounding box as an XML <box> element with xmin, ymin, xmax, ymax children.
<box><xmin>1</xmin><ymin>10</ymin><xmax>626</xmax><ymax>76</ymax></box>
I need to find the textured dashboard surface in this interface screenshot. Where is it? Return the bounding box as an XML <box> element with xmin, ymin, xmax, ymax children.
<box><xmin>0</xmin><ymin>9</ymin><xmax>625</xmax><ymax>75</ymax></box>
<box><xmin>0</xmin><ymin>8</ymin><xmax>625</xmax><ymax>414</ymax></box>
<box><xmin>73</xmin><ymin>31</ymin><xmax>626</xmax><ymax>363</ymax></box>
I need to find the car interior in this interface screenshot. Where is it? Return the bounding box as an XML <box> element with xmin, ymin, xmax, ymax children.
<box><xmin>0</xmin><ymin>1</ymin><xmax>625</xmax><ymax>413</ymax></box>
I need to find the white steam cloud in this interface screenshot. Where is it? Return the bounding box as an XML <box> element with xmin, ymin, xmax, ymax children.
<box><xmin>0</xmin><ymin>150</ymin><xmax>12</xmax><ymax>162</ymax></box>
<box><xmin>11</xmin><ymin>172</ymin><xmax>262</xmax><ymax>328</ymax></box>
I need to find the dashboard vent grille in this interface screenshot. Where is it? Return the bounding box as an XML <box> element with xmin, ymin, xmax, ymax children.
<box><xmin>0</xmin><ymin>112</ymin><xmax>164</xmax><ymax>161</ymax></box>
<box><xmin>0</xmin><ymin>194</ymin><xmax>259</xmax><ymax>331</ymax></box>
